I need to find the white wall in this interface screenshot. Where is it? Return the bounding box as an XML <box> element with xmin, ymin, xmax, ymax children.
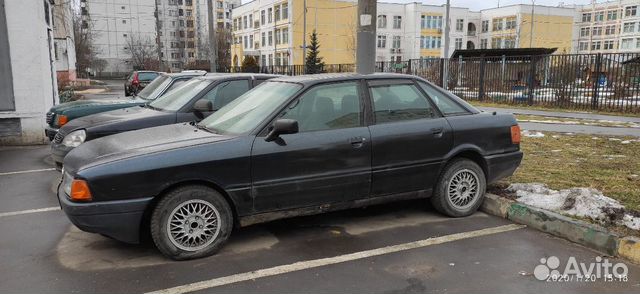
<box><xmin>0</xmin><ymin>0</ymin><xmax>57</xmax><ymax>145</ymax></box>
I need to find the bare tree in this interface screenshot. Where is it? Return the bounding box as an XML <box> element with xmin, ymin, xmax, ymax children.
<box><xmin>216</xmin><ymin>28</ymin><xmax>232</xmax><ymax>71</ymax></box>
<box><xmin>73</xmin><ymin>13</ymin><xmax>102</xmax><ymax>78</ymax></box>
<box><xmin>123</xmin><ymin>34</ymin><xmax>159</xmax><ymax>70</ymax></box>
<box><xmin>345</xmin><ymin>18</ymin><xmax>356</xmax><ymax>61</ymax></box>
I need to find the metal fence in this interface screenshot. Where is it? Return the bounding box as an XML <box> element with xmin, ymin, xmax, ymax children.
<box><xmin>222</xmin><ymin>52</ymin><xmax>640</xmax><ymax>113</ymax></box>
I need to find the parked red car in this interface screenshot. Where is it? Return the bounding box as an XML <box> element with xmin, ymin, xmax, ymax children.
<box><xmin>124</xmin><ymin>71</ymin><xmax>160</xmax><ymax>96</ymax></box>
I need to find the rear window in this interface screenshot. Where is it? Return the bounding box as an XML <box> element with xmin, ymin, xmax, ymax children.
<box><xmin>138</xmin><ymin>72</ymin><xmax>159</xmax><ymax>81</ymax></box>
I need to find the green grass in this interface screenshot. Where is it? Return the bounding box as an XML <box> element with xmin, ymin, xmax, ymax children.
<box><xmin>470</xmin><ymin>101</ymin><xmax>640</xmax><ymax>118</ymax></box>
<box><xmin>499</xmin><ymin>132</ymin><xmax>640</xmax><ymax>211</ymax></box>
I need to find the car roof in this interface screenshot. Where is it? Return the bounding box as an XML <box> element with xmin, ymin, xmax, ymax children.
<box><xmin>268</xmin><ymin>73</ymin><xmax>425</xmax><ymax>85</ymax></box>
<box><xmin>163</xmin><ymin>72</ymin><xmax>207</xmax><ymax>78</ymax></box>
<box><xmin>135</xmin><ymin>70</ymin><xmax>159</xmax><ymax>73</ymax></box>
<box><xmin>198</xmin><ymin>73</ymin><xmax>282</xmax><ymax>81</ymax></box>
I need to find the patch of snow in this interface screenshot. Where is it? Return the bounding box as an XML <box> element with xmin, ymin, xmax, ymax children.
<box><xmin>621</xmin><ymin>140</ymin><xmax>631</xmax><ymax>144</ymax></box>
<box><xmin>609</xmin><ymin>138</ymin><xmax>622</xmax><ymax>141</ymax></box>
<box><xmin>507</xmin><ymin>183</ymin><xmax>640</xmax><ymax>231</ymax></box>
<box><xmin>592</xmin><ymin>137</ymin><xmax>599</xmax><ymax>140</ymax></box>
<box><xmin>522</xmin><ymin>130</ymin><xmax>545</xmax><ymax>138</ymax></box>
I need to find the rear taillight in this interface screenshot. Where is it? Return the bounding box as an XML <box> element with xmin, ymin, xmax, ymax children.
<box><xmin>132</xmin><ymin>72</ymin><xmax>139</xmax><ymax>85</ymax></box>
<box><xmin>511</xmin><ymin>125</ymin><xmax>521</xmax><ymax>144</ymax></box>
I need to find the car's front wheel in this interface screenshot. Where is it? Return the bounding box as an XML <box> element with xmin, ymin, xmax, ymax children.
<box><xmin>431</xmin><ymin>158</ymin><xmax>486</xmax><ymax>217</ymax></box>
<box><xmin>150</xmin><ymin>185</ymin><xmax>233</xmax><ymax>260</ymax></box>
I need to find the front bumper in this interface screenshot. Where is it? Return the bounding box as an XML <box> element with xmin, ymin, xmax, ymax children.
<box><xmin>484</xmin><ymin>150</ymin><xmax>523</xmax><ymax>184</ymax></box>
<box><xmin>57</xmin><ymin>182</ymin><xmax>152</xmax><ymax>244</ymax></box>
<box><xmin>51</xmin><ymin>142</ymin><xmax>74</xmax><ymax>170</ymax></box>
<box><xmin>45</xmin><ymin>126</ymin><xmax>58</xmax><ymax>141</ymax></box>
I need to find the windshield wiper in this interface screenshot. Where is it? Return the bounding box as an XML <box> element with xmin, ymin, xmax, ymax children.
<box><xmin>195</xmin><ymin>123</ymin><xmax>217</xmax><ymax>134</ymax></box>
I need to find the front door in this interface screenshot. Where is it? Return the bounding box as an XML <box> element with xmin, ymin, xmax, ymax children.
<box><xmin>366</xmin><ymin>79</ymin><xmax>453</xmax><ymax>197</ymax></box>
<box><xmin>177</xmin><ymin>79</ymin><xmax>251</xmax><ymax>123</ymax></box>
<box><xmin>251</xmin><ymin>81</ymin><xmax>371</xmax><ymax>212</ymax></box>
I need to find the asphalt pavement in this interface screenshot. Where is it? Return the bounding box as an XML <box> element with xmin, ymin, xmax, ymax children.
<box><xmin>81</xmin><ymin>79</ymin><xmax>126</xmax><ymax>100</ymax></box>
<box><xmin>1</xmin><ymin>145</ymin><xmax>639</xmax><ymax>293</ymax></box>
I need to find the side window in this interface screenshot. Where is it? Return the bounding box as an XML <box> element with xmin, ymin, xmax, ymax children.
<box><xmin>370</xmin><ymin>82</ymin><xmax>435</xmax><ymax>124</ymax></box>
<box><xmin>166</xmin><ymin>79</ymin><xmax>188</xmax><ymax>92</ymax></box>
<box><xmin>200</xmin><ymin>80</ymin><xmax>250</xmax><ymax>110</ymax></box>
<box><xmin>417</xmin><ymin>81</ymin><xmax>469</xmax><ymax>116</ymax></box>
<box><xmin>280</xmin><ymin>82</ymin><xmax>361</xmax><ymax>132</ymax></box>
<box><xmin>254</xmin><ymin>78</ymin><xmax>269</xmax><ymax>86</ymax></box>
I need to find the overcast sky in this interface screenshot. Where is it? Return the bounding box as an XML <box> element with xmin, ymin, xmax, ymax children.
<box><xmin>240</xmin><ymin>0</ymin><xmax>596</xmax><ymax>11</ymax></box>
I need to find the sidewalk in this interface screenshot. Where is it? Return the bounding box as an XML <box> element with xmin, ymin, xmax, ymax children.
<box><xmin>477</xmin><ymin>106</ymin><xmax>640</xmax><ymax>137</ymax></box>
<box><xmin>478</xmin><ymin>106</ymin><xmax>640</xmax><ymax>124</ymax></box>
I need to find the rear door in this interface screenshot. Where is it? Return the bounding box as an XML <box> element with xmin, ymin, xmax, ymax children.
<box><xmin>366</xmin><ymin>79</ymin><xmax>453</xmax><ymax>197</ymax></box>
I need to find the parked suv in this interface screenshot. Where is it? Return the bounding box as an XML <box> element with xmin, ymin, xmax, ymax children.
<box><xmin>124</xmin><ymin>71</ymin><xmax>160</xmax><ymax>96</ymax></box>
<box><xmin>45</xmin><ymin>72</ymin><xmax>205</xmax><ymax>141</ymax></box>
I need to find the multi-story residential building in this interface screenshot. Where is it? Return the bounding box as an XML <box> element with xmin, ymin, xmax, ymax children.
<box><xmin>477</xmin><ymin>4</ymin><xmax>575</xmax><ymax>53</ymax></box>
<box><xmin>83</xmin><ymin>0</ymin><xmax>239</xmax><ymax>76</ymax></box>
<box><xmin>82</xmin><ymin>0</ymin><xmax>157</xmax><ymax>76</ymax></box>
<box><xmin>573</xmin><ymin>0</ymin><xmax>640</xmax><ymax>53</ymax></box>
<box><xmin>157</xmin><ymin>0</ymin><xmax>239</xmax><ymax>71</ymax></box>
<box><xmin>53</xmin><ymin>0</ymin><xmax>77</xmax><ymax>82</ymax></box>
<box><xmin>230</xmin><ymin>1</ymin><xmax>578</xmax><ymax>66</ymax></box>
<box><xmin>231</xmin><ymin>0</ymin><xmax>356</xmax><ymax>67</ymax></box>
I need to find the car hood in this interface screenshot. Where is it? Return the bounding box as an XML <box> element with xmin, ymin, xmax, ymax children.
<box><xmin>50</xmin><ymin>97</ymin><xmax>147</xmax><ymax>113</ymax></box>
<box><xmin>59</xmin><ymin>106</ymin><xmax>169</xmax><ymax>134</ymax></box>
<box><xmin>64</xmin><ymin>123</ymin><xmax>233</xmax><ymax>174</ymax></box>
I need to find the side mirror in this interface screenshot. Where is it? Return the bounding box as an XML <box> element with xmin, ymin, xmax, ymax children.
<box><xmin>193</xmin><ymin>99</ymin><xmax>213</xmax><ymax>120</ymax></box>
<box><xmin>265</xmin><ymin>119</ymin><xmax>298</xmax><ymax>142</ymax></box>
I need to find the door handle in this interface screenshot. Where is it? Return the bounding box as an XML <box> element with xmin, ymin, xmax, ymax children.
<box><xmin>349</xmin><ymin>137</ymin><xmax>366</xmax><ymax>148</ymax></box>
<box><xmin>431</xmin><ymin>127</ymin><xmax>444</xmax><ymax>138</ymax></box>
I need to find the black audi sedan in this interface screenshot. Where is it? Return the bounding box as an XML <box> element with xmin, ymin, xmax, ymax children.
<box><xmin>58</xmin><ymin>73</ymin><xmax>523</xmax><ymax>260</ymax></box>
<box><xmin>51</xmin><ymin>73</ymin><xmax>279</xmax><ymax>169</ymax></box>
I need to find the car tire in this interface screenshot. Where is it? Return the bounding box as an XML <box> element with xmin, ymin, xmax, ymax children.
<box><xmin>430</xmin><ymin>158</ymin><xmax>486</xmax><ymax>217</ymax></box>
<box><xmin>150</xmin><ymin>185</ymin><xmax>233</xmax><ymax>260</ymax></box>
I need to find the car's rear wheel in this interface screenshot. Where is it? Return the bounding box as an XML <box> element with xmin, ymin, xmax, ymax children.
<box><xmin>150</xmin><ymin>185</ymin><xmax>233</xmax><ymax>260</ymax></box>
<box><xmin>431</xmin><ymin>158</ymin><xmax>486</xmax><ymax>217</ymax></box>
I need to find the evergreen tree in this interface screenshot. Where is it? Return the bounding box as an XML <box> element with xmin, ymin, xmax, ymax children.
<box><xmin>304</xmin><ymin>30</ymin><xmax>325</xmax><ymax>74</ymax></box>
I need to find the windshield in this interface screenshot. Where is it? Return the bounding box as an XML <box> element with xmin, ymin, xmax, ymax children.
<box><xmin>148</xmin><ymin>78</ymin><xmax>213</xmax><ymax>111</ymax></box>
<box><xmin>137</xmin><ymin>75</ymin><xmax>170</xmax><ymax>100</ymax></box>
<box><xmin>199</xmin><ymin>82</ymin><xmax>302</xmax><ymax>135</ymax></box>
<box><xmin>138</xmin><ymin>72</ymin><xmax>159</xmax><ymax>81</ymax></box>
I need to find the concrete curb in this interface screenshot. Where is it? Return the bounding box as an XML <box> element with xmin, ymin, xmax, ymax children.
<box><xmin>481</xmin><ymin>193</ymin><xmax>639</xmax><ymax>264</ymax></box>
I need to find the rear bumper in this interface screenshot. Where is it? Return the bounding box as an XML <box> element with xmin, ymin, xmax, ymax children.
<box><xmin>484</xmin><ymin>150</ymin><xmax>523</xmax><ymax>184</ymax></box>
<box><xmin>57</xmin><ymin>183</ymin><xmax>152</xmax><ymax>244</ymax></box>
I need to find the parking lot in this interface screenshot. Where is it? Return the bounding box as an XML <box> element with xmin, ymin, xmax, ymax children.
<box><xmin>1</xmin><ymin>145</ymin><xmax>639</xmax><ymax>293</ymax></box>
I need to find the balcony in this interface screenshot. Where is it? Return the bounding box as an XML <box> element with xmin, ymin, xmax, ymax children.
<box><xmin>467</xmin><ymin>30</ymin><xmax>476</xmax><ymax>37</ymax></box>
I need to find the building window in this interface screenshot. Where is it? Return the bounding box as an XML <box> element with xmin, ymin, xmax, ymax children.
<box><xmin>591</xmin><ymin>41</ymin><xmax>601</xmax><ymax>50</ymax></box>
<box><xmin>603</xmin><ymin>40</ymin><xmax>615</xmax><ymax>50</ymax></box>
<box><xmin>122</xmin><ymin>19</ymin><xmax>126</xmax><ymax>24</ymax></box>
<box><xmin>455</xmin><ymin>19</ymin><xmax>463</xmax><ymax>32</ymax></box>
<box><xmin>594</xmin><ymin>11</ymin><xmax>605</xmax><ymax>22</ymax></box>
<box><xmin>625</xmin><ymin>6</ymin><xmax>637</xmax><ymax>17</ymax></box>
<box><xmin>261</xmin><ymin>10</ymin><xmax>265</xmax><ymax>25</ymax></box>
<box><xmin>492</xmin><ymin>18</ymin><xmax>502</xmax><ymax>31</ymax></box>
<box><xmin>421</xmin><ymin>15</ymin><xmax>442</xmax><ymax>29</ymax></box>
<box><xmin>420</xmin><ymin>36</ymin><xmax>441</xmax><ymax>49</ymax></box>
<box><xmin>393</xmin><ymin>16</ymin><xmax>402</xmax><ymax>29</ymax></box>
<box><xmin>275</xmin><ymin>5</ymin><xmax>281</xmax><ymax>22</ymax></box>
<box><xmin>275</xmin><ymin>28</ymin><xmax>281</xmax><ymax>44</ymax></box>
<box><xmin>282</xmin><ymin>3</ymin><xmax>288</xmax><ymax>19</ymax></box>
<box><xmin>243</xmin><ymin>16</ymin><xmax>247</xmax><ymax>29</ymax></box>
<box><xmin>582</xmin><ymin>13</ymin><xmax>591</xmax><ymax>22</ymax></box>
<box><xmin>621</xmin><ymin>38</ymin><xmax>633</xmax><ymax>49</ymax></box>
<box><xmin>504</xmin><ymin>38</ymin><xmax>515</xmax><ymax>48</ymax></box>
<box><xmin>623</xmin><ymin>22</ymin><xmax>636</xmax><ymax>33</ymax></box>
<box><xmin>282</xmin><ymin>28</ymin><xmax>288</xmax><ymax>43</ymax></box>
<box><xmin>455</xmin><ymin>38</ymin><xmax>462</xmax><ymax>49</ymax></box>
<box><xmin>249</xmin><ymin>15</ymin><xmax>253</xmax><ymax>27</ymax></box>
<box><xmin>268</xmin><ymin>31</ymin><xmax>273</xmax><ymax>45</ymax></box>
<box><xmin>261</xmin><ymin>32</ymin><xmax>266</xmax><ymax>46</ymax></box>
<box><xmin>249</xmin><ymin>35</ymin><xmax>254</xmax><ymax>48</ymax></box>
<box><xmin>268</xmin><ymin>7</ymin><xmax>273</xmax><ymax>23</ymax></box>
<box><xmin>244</xmin><ymin>36</ymin><xmax>248</xmax><ymax>49</ymax></box>
<box><xmin>505</xmin><ymin>17</ymin><xmax>516</xmax><ymax>29</ymax></box>
<box><xmin>392</xmin><ymin>36</ymin><xmax>401</xmax><ymax>48</ymax></box>
<box><xmin>377</xmin><ymin>35</ymin><xmax>386</xmax><ymax>48</ymax></box>
<box><xmin>480</xmin><ymin>38</ymin><xmax>487</xmax><ymax>49</ymax></box>
<box><xmin>607</xmin><ymin>10</ymin><xmax>617</xmax><ymax>20</ymax></box>
<box><xmin>491</xmin><ymin>37</ymin><xmax>502</xmax><ymax>48</ymax></box>
<box><xmin>377</xmin><ymin>15</ymin><xmax>387</xmax><ymax>28</ymax></box>
<box><xmin>481</xmin><ymin>20</ymin><xmax>488</xmax><ymax>32</ymax></box>
<box><xmin>580</xmin><ymin>27</ymin><xmax>590</xmax><ymax>37</ymax></box>
<box><xmin>592</xmin><ymin>26</ymin><xmax>602</xmax><ymax>36</ymax></box>
<box><xmin>578</xmin><ymin>41</ymin><xmax>589</xmax><ymax>51</ymax></box>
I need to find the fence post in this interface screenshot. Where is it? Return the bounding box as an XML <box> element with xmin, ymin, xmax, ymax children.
<box><xmin>591</xmin><ymin>53</ymin><xmax>602</xmax><ymax>110</ymax></box>
<box><xmin>528</xmin><ymin>56</ymin><xmax>537</xmax><ymax>106</ymax></box>
<box><xmin>439</xmin><ymin>58</ymin><xmax>445</xmax><ymax>87</ymax></box>
<box><xmin>478</xmin><ymin>57</ymin><xmax>485</xmax><ymax>101</ymax></box>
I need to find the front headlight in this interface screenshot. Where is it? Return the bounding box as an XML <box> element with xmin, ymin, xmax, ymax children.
<box><xmin>62</xmin><ymin>172</ymin><xmax>73</xmax><ymax>196</ymax></box>
<box><xmin>62</xmin><ymin>129</ymin><xmax>86</xmax><ymax>147</ymax></box>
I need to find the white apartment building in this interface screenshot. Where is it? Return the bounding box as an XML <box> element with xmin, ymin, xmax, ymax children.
<box><xmin>53</xmin><ymin>0</ymin><xmax>77</xmax><ymax>82</ymax></box>
<box><xmin>82</xmin><ymin>0</ymin><xmax>157</xmax><ymax>76</ymax></box>
<box><xmin>573</xmin><ymin>0</ymin><xmax>640</xmax><ymax>54</ymax></box>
